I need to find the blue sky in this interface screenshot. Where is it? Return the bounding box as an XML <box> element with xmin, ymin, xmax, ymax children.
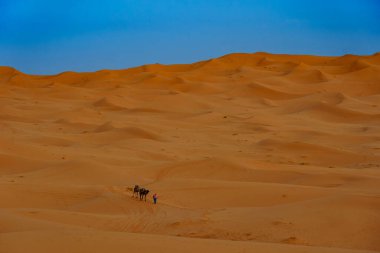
<box><xmin>0</xmin><ymin>0</ymin><xmax>379</xmax><ymax>74</ymax></box>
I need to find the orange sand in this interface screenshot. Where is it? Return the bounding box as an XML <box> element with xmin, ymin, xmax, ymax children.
<box><xmin>1</xmin><ymin>52</ymin><xmax>380</xmax><ymax>253</ymax></box>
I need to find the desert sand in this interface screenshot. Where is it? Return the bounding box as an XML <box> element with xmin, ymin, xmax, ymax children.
<box><xmin>1</xmin><ymin>52</ymin><xmax>380</xmax><ymax>253</ymax></box>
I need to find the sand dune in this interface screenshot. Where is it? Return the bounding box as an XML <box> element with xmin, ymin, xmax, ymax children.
<box><xmin>93</xmin><ymin>97</ymin><xmax>128</xmax><ymax>111</ymax></box>
<box><xmin>1</xmin><ymin>52</ymin><xmax>380</xmax><ymax>253</ymax></box>
<box><xmin>281</xmin><ymin>99</ymin><xmax>380</xmax><ymax>123</ymax></box>
<box><xmin>284</xmin><ymin>64</ymin><xmax>331</xmax><ymax>83</ymax></box>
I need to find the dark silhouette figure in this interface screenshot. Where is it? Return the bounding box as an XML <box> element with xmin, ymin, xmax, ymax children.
<box><xmin>139</xmin><ymin>188</ymin><xmax>150</xmax><ymax>201</ymax></box>
<box><xmin>153</xmin><ymin>193</ymin><xmax>158</xmax><ymax>204</ymax></box>
<box><xmin>133</xmin><ymin>185</ymin><xmax>140</xmax><ymax>198</ymax></box>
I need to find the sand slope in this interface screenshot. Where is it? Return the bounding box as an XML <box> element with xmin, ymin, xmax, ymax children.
<box><xmin>1</xmin><ymin>52</ymin><xmax>380</xmax><ymax>253</ymax></box>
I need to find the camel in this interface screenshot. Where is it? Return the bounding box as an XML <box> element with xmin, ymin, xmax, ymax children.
<box><xmin>139</xmin><ymin>188</ymin><xmax>150</xmax><ymax>201</ymax></box>
<box><xmin>133</xmin><ymin>185</ymin><xmax>140</xmax><ymax>198</ymax></box>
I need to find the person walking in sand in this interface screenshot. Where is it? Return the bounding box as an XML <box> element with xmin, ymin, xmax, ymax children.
<box><xmin>153</xmin><ymin>193</ymin><xmax>158</xmax><ymax>204</ymax></box>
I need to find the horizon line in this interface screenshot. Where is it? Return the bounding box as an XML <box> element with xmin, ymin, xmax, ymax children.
<box><xmin>1</xmin><ymin>51</ymin><xmax>379</xmax><ymax>76</ymax></box>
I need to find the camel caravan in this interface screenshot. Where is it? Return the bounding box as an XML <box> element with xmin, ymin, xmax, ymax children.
<box><xmin>132</xmin><ymin>185</ymin><xmax>158</xmax><ymax>204</ymax></box>
<box><xmin>132</xmin><ymin>185</ymin><xmax>150</xmax><ymax>201</ymax></box>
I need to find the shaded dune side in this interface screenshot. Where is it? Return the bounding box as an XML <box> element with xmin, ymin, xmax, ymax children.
<box><xmin>282</xmin><ymin>101</ymin><xmax>380</xmax><ymax>123</ymax></box>
<box><xmin>282</xmin><ymin>62</ymin><xmax>332</xmax><ymax>83</ymax></box>
<box><xmin>92</xmin><ymin>121</ymin><xmax>160</xmax><ymax>141</ymax></box>
<box><xmin>155</xmin><ymin>158</ymin><xmax>258</xmax><ymax>182</ymax></box>
<box><xmin>54</xmin><ymin>118</ymin><xmax>97</xmax><ymax>132</ymax></box>
<box><xmin>195</xmin><ymin>53</ymin><xmax>265</xmax><ymax>70</ymax></box>
<box><xmin>228</xmin><ymin>82</ymin><xmax>304</xmax><ymax>100</ymax></box>
<box><xmin>0</xmin><ymin>67</ymin><xmax>19</xmax><ymax>84</ymax></box>
<box><xmin>0</xmin><ymin>153</ymin><xmax>47</xmax><ymax>176</ymax></box>
<box><xmin>93</xmin><ymin>97</ymin><xmax>128</xmax><ymax>110</ymax></box>
<box><xmin>255</xmin><ymin>139</ymin><xmax>375</xmax><ymax>166</ymax></box>
<box><xmin>323</xmin><ymin>54</ymin><xmax>361</xmax><ymax>67</ymax></box>
<box><xmin>349</xmin><ymin>59</ymin><xmax>373</xmax><ymax>72</ymax></box>
<box><xmin>153</xmin><ymin>158</ymin><xmax>353</xmax><ymax>188</ymax></box>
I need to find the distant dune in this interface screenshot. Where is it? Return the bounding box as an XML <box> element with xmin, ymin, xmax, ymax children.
<box><xmin>0</xmin><ymin>52</ymin><xmax>380</xmax><ymax>253</ymax></box>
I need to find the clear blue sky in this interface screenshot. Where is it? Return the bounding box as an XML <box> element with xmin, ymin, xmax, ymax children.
<box><xmin>1</xmin><ymin>0</ymin><xmax>379</xmax><ymax>74</ymax></box>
